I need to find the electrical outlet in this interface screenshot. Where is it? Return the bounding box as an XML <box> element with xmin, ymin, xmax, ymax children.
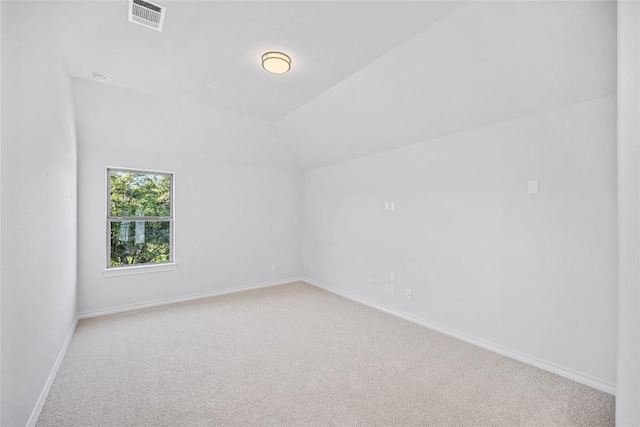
<box><xmin>390</xmin><ymin>201</ymin><xmax>395</xmax><ymax>211</ymax></box>
<box><xmin>271</xmin><ymin>264</ymin><xmax>276</xmax><ymax>271</ymax></box>
<box><xmin>384</xmin><ymin>202</ymin><xmax>390</xmax><ymax>211</ymax></box>
<box><xmin>384</xmin><ymin>283</ymin><xmax>390</xmax><ymax>293</ymax></box>
<box><xmin>405</xmin><ymin>288</ymin><xmax>412</xmax><ymax>299</ymax></box>
<box><xmin>369</xmin><ymin>279</ymin><xmax>374</xmax><ymax>288</ymax></box>
<box><xmin>390</xmin><ymin>283</ymin><xmax>396</xmax><ymax>295</ymax></box>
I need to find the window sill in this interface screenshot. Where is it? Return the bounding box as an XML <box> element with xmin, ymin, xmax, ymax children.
<box><xmin>104</xmin><ymin>263</ymin><xmax>177</xmax><ymax>278</ymax></box>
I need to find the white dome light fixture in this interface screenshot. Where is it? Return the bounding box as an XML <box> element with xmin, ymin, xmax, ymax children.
<box><xmin>261</xmin><ymin>51</ymin><xmax>291</xmax><ymax>74</ymax></box>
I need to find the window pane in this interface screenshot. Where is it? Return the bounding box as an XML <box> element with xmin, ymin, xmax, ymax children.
<box><xmin>109</xmin><ymin>171</ymin><xmax>171</xmax><ymax>217</ymax></box>
<box><xmin>110</xmin><ymin>221</ymin><xmax>171</xmax><ymax>266</ymax></box>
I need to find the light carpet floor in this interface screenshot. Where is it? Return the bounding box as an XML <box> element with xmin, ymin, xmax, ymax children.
<box><xmin>37</xmin><ymin>282</ymin><xmax>614</xmax><ymax>426</ymax></box>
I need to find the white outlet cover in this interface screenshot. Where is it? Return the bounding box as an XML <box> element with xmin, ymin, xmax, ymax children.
<box><xmin>390</xmin><ymin>201</ymin><xmax>395</xmax><ymax>211</ymax></box>
<box><xmin>406</xmin><ymin>288</ymin><xmax>412</xmax><ymax>299</ymax></box>
<box><xmin>390</xmin><ymin>283</ymin><xmax>396</xmax><ymax>294</ymax></box>
<box><xmin>384</xmin><ymin>283</ymin><xmax>390</xmax><ymax>292</ymax></box>
<box><xmin>384</xmin><ymin>202</ymin><xmax>390</xmax><ymax>211</ymax></box>
<box><xmin>369</xmin><ymin>279</ymin><xmax>374</xmax><ymax>288</ymax></box>
<box><xmin>527</xmin><ymin>180</ymin><xmax>539</xmax><ymax>194</ymax></box>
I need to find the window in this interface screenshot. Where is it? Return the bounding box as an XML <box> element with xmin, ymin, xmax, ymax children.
<box><xmin>107</xmin><ymin>168</ymin><xmax>173</xmax><ymax>269</ymax></box>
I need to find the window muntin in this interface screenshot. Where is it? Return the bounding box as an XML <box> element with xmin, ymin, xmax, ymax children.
<box><xmin>107</xmin><ymin>168</ymin><xmax>173</xmax><ymax>268</ymax></box>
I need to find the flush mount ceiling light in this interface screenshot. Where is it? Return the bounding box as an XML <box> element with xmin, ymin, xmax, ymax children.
<box><xmin>261</xmin><ymin>52</ymin><xmax>291</xmax><ymax>74</ymax></box>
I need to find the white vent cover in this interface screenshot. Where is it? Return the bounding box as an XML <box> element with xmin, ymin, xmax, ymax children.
<box><xmin>128</xmin><ymin>0</ymin><xmax>166</xmax><ymax>32</ymax></box>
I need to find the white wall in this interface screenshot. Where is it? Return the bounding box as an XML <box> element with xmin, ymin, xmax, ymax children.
<box><xmin>73</xmin><ymin>81</ymin><xmax>301</xmax><ymax>313</ymax></box>
<box><xmin>302</xmin><ymin>96</ymin><xmax>617</xmax><ymax>390</ymax></box>
<box><xmin>616</xmin><ymin>1</ymin><xmax>640</xmax><ymax>424</ymax></box>
<box><xmin>1</xmin><ymin>2</ymin><xmax>78</xmax><ymax>426</ymax></box>
<box><xmin>71</xmin><ymin>78</ymin><xmax>296</xmax><ymax>170</ymax></box>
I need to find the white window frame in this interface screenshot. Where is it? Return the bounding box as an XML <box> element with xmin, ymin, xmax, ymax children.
<box><xmin>104</xmin><ymin>167</ymin><xmax>176</xmax><ymax>277</ymax></box>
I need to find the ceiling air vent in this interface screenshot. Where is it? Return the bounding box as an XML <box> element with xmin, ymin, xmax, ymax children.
<box><xmin>128</xmin><ymin>0</ymin><xmax>166</xmax><ymax>32</ymax></box>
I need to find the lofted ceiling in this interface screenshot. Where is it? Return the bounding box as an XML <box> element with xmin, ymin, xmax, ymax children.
<box><xmin>50</xmin><ymin>1</ymin><xmax>462</xmax><ymax>121</ymax></box>
<box><xmin>279</xmin><ymin>0</ymin><xmax>617</xmax><ymax>168</ymax></box>
<box><xmin>48</xmin><ymin>0</ymin><xmax>616</xmax><ymax>170</ymax></box>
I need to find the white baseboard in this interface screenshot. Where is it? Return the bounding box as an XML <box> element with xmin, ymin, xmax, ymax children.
<box><xmin>26</xmin><ymin>278</ymin><xmax>302</xmax><ymax>426</ymax></box>
<box><xmin>27</xmin><ymin>316</ymin><xmax>79</xmax><ymax>427</ymax></box>
<box><xmin>78</xmin><ymin>277</ymin><xmax>303</xmax><ymax>319</ymax></box>
<box><xmin>29</xmin><ymin>275</ymin><xmax>612</xmax><ymax>427</ymax></box>
<box><xmin>301</xmin><ymin>276</ymin><xmax>616</xmax><ymax>396</ymax></box>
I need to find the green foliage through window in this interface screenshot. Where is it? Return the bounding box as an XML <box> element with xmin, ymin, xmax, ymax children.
<box><xmin>108</xmin><ymin>170</ymin><xmax>172</xmax><ymax>267</ymax></box>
